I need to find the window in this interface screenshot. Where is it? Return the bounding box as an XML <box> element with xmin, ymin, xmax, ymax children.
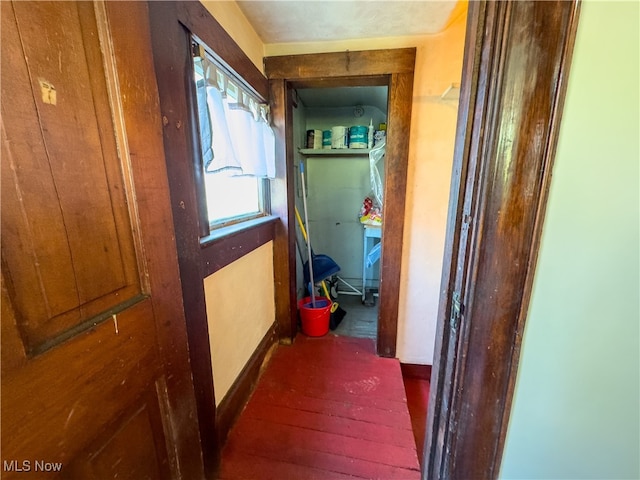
<box><xmin>192</xmin><ymin>41</ymin><xmax>275</xmax><ymax>231</ymax></box>
<box><xmin>203</xmin><ymin>174</ymin><xmax>262</xmax><ymax>225</ymax></box>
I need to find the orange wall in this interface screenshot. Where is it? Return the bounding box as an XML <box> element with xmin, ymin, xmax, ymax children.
<box><xmin>398</xmin><ymin>7</ymin><xmax>467</xmax><ymax>364</ymax></box>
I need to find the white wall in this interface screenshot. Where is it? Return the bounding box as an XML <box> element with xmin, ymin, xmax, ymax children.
<box><xmin>500</xmin><ymin>2</ymin><xmax>640</xmax><ymax>478</ymax></box>
<box><xmin>307</xmin><ymin>155</ymin><xmax>374</xmax><ymax>284</ymax></box>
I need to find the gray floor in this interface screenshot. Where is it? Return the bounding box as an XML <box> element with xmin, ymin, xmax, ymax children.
<box><xmin>331</xmin><ymin>293</ymin><xmax>378</xmax><ymax>339</ymax></box>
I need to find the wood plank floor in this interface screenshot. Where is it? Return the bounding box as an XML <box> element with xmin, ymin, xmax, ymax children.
<box><xmin>218</xmin><ymin>334</ymin><xmax>421</xmax><ymax>479</ymax></box>
<box><xmin>332</xmin><ymin>294</ymin><xmax>378</xmax><ymax>339</ymax></box>
<box><xmin>401</xmin><ymin>370</ymin><xmax>431</xmax><ymax>465</ymax></box>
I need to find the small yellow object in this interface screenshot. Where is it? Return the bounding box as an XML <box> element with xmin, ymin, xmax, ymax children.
<box><xmin>39</xmin><ymin>79</ymin><xmax>57</xmax><ymax>105</ymax></box>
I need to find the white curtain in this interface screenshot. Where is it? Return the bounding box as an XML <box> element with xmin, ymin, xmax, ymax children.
<box><xmin>196</xmin><ymin>56</ymin><xmax>276</xmax><ymax>178</ymax></box>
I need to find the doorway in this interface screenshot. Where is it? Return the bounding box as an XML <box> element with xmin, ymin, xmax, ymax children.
<box><xmin>266</xmin><ymin>48</ymin><xmax>415</xmax><ymax>357</ymax></box>
<box><xmin>293</xmin><ymin>85</ymin><xmax>388</xmax><ymax>341</ymax></box>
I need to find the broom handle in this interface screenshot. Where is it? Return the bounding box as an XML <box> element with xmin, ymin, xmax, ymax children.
<box><xmin>296</xmin><ymin>206</ymin><xmax>334</xmax><ymax>304</ymax></box>
<box><xmin>299</xmin><ymin>163</ymin><xmax>316</xmax><ymax>308</ymax></box>
<box><xmin>295</xmin><ymin>207</ymin><xmax>308</xmax><ymax>244</ymax></box>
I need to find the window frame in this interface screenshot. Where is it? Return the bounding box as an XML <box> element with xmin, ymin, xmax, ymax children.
<box><xmin>189</xmin><ymin>37</ymin><xmax>272</xmax><ymax>238</ymax></box>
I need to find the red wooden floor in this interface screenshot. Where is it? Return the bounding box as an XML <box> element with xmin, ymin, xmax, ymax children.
<box><xmin>218</xmin><ymin>334</ymin><xmax>421</xmax><ymax>479</ymax></box>
<box><xmin>402</xmin><ymin>372</ymin><xmax>430</xmax><ymax>464</ymax></box>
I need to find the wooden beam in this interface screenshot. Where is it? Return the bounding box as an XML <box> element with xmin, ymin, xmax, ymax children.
<box><xmin>377</xmin><ymin>71</ymin><xmax>414</xmax><ymax>358</ymax></box>
<box><xmin>270</xmin><ymin>78</ymin><xmax>298</xmax><ymax>343</ymax></box>
<box><xmin>288</xmin><ymin>75</ymin><xmax>390</xmax><ymax>89</ymax></box>
<box><xmin>147</xmin><ymin>2</ymin><xmax>217</xmax><ymax>476</ymax></box>
<box><xmin>265</xmin><ymin>48</ymin><xmax>416</xmax><ymax>79</ymax></box>
<box><xmin>200</xmin><ymin>217</ymin><xmax>277</xmax><ymax>277</ymax></box>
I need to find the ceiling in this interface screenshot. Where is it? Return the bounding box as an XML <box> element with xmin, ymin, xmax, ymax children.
<box><xmin>236</xmin><ymin>1</ymin><xmax>459</xmax><ymax>44</ymax></box>
<box><xmin>296</xmin><ymin>85</ymin><xmax>389</xmax><ymax>112</ymax></box>
<box><xmin>235</xmin><ymin>1</ymin><xmax>459</xmax><ymax>113</ymax></box>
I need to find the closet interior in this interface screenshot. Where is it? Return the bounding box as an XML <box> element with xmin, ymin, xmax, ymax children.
<box><xmin>293</xmin><ymin>85</ymin><xmax>388</xmax><ymax>339</ymax></box>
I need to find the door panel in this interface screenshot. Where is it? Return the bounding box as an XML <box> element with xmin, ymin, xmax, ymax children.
<box><xmin>83</xmin><ymin>405</ymin><xmax>164</xmax><ymax>479</ymax></box>
<box><xmin>64</xmin><ymin>388</ymin><xmax>171</xmax><ymax>479</ymax></box>
<box><xmin>1</xmin><ymin>296</ymin><xmax>164</xmax><ymax>468</ymax></box>
<box><xmin>1</xmin><ymin>1</ymin><xmax>202</xmax><ymax>478</ymax></box>
<box><xmin>1</xmin><ymin>1</ymin><xmax>141</xmax><ymax>354</ymax></box>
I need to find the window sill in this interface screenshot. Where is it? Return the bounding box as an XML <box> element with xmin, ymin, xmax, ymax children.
<box><xmin>199</xmin><ymin>215</ymin><xmax>278</xmax><ymax>276</ymax></box>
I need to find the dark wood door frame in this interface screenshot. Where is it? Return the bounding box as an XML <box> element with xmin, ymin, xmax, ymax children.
<box><xmin>424</xmin><ymin>1</ymin><xmax>580</xmax><ymax>478</ymax></box>
<box><xmin>265</xmin><ymin>49</ymin><xmax>416</xmax><ymax>357</ymax></box>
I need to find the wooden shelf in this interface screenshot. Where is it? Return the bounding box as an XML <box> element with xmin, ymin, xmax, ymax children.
<box><xmin>299</xmin><ymin>148</ymin><xmax>372</xmax><ymax>157</ymax></box>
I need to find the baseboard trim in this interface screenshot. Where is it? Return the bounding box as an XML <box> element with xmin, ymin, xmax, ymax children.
<box><xmin>216</xmin><ymin>322</ymin><xmax>278</xmax><ymax>447</ymax></box>
<box><xmin>400</xmin><ymin>363</ymin><xmax>432</xmax><ymax>381</ymax></box>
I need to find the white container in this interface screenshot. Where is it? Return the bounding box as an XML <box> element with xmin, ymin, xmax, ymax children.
<box><xmin>331</xmin><ymin>126</ymin><xmax>348</xmax><ymax>149</ymax></box>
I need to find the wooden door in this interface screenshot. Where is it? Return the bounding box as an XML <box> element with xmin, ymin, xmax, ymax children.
<box><xmin>1</xmin><ymin>2</ymin><xmax>204</xmax><ymax>478</ymax></box>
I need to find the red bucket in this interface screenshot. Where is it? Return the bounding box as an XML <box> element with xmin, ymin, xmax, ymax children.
<box><xmin>298</xmin><ymin>296</ymin><xmax>331</xmax><ymax>337</ymax></box>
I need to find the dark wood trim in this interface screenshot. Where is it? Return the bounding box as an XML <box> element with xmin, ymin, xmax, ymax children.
<box><xmin>215</xmin><ymin>323</ymin><xmax>278</xmax><ymax>448</ymax></box>
<box><xmin>378</xmin><ymin>71</ymin><xmax>413</xmax><ymax>358</ymax></box>
<box><xmin>175</xmin><ymin>1</ymin><xmax>268</xmax><ymax>99</ymax></box>
<box><xmin>424</xmin><ymin>2</ymin><xmax>580</xmax><ymax>478</ymax></box>
<box><xmin>147</xmin><ymin>3</ymin><xmax>218</xmax><ymax>477</ymax></box>
<box><xmin>496</xmin><ymin>1</ymin><xmax>581</xmax><ymax>470</ymax></box>
<box><xmin>400</xmin><ymin>363</ymin><xmax>432</xmax><ymax>382</ymax></box>
<box><xmin>288</xmin><ymin>75</ymin><xmax>389</xmax><ymax>89</ymax></box>
<box><xmin>185</xmin><ymin>37</ymin><xmax>211</xmax><ymax>240</ymax></box>
<box><xmin>425</xmin><ymin>3</ymin><xmax>489</xmax><ymax>477</ymax></box>
<box><xmin>265</xmin><ymin>48</ymin><xmax>416</xmax><ymax>79</ymax></box>
<box><xmin>105</xmin><ymin>3</ymin><xmax>206</xmax><ymax>477</ymax></box>
<box><xmin>200</xmin><ymin>216</ymin><xmax>277</xmax><ymax>277</ymax></box>
<box><xmin>146</xmin><ymin>2</ymin><xmax>281</xmax><ymax>476</ymax></box>
<box><xmin>265</xmin><ymin>49</ymin><xmax>416</xmax><ymax>357</ymax></box>
<box><xmin>269</xmin><ymin>78</ymin><xmax>298</xmax><ymax>343</ymax></box>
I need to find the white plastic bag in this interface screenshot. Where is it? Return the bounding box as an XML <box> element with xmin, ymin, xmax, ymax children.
<box><xmin>369</xmin><ymin>139</ymin><xmax>385</xmax><ymax>207</ymax></box>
